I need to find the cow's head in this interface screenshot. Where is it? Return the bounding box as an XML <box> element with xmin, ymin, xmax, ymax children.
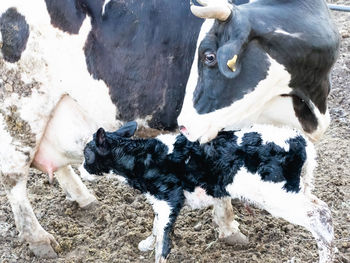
<box><xmin>178</xmin><ymin>0</ymin><xmax>294</xmax><ymax>143</ymax></box>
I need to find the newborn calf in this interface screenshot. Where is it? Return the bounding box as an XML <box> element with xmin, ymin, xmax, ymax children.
<box><xmin>83</xmin><ymin>122</ymin><xmax>334</xmax><ymax>263</ymax></box>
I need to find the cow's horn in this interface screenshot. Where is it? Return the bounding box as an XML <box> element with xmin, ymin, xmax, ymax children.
<box><xmin>190</xmin><ymin>0</ymin><xmax>233</xmax><ymax>21</ymax></box>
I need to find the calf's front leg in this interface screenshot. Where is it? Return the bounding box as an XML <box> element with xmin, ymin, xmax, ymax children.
<box><xmin>138</xmin><ymin>216</ymin><xmax>157</xmax><ymax>252</ymax></box>
<box><xmin>147</xmin><ymin>192</ymin><xmax>183</xmax><ymax>263</ymax></box>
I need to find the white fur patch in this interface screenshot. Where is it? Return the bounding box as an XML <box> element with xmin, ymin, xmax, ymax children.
<box><xmin>274</xmin><ymin>28</ymin><xmax>302</xmax><ymax>38</ymax></box>
<box><xmin>0</xmin><ymin>1</ymin><xmax>121</xmax><ymax>173</ymax></box>
<box><xmin>145</xmin><ymin>194</ymin><xmax>172</xmax><ymax>220</ymax></box>
<box><xmin>234</xmin><ymin>124</ymin><xmax>301</xmax><ymax>151</ymax></box>
<box><xmin>184</xmin><ymin>187</ymin><xmax>215</xmax><ymax>209</ymax></box>
<box><xmin>145</xmin><ymin>194</ymin><xmax>172</xmax><ymax>262</ymax></box>
<box><xmin>156</xmin><ymin>134</ymin><xmax>178</xmax><ymax>154</ymax></box>
<box><xmin>138</xmin><ymin>234</ymin><xmax>156</xmax><ymax>252</ymax></box>
<box><xmin>226</xmin><ymin>167</ymin><xmax>311</xmax><ymax>226</ymax></box>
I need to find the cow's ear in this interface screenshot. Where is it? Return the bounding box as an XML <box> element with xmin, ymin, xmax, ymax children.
<box><xmin>115</xmin><ymin>121</ymin><xmax>138</xmax><ymax>138</ymax></box>
<box><xmin>217</xmin><ymin>41</ymin><xmax>242</xmax><ymax>79</ymax></box>
<box><xmin>95</xmin><ymin>128</ymin><xmax>111</xmax><ymax>155</ymax></box>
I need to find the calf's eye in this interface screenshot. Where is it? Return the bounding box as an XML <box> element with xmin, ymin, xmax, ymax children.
<box><xmin>204</xmin><ymin>51</ymin><xmax>217</xmax><ymax>66</ymax></box>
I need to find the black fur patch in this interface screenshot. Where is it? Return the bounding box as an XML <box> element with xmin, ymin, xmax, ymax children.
<box><xmin>83</xmin><ymin>0</ymin><xmax>203</xmax><ymax>130</ymax></box>
<box><xmin>0</xmin><ymin>8</ymin><xmax>29</xmax><ymax>63</ymax></box>
<box><xmin>44</xmin><ymin>0</ymin><xmax>87</xmax><ymax>34</ymax></box>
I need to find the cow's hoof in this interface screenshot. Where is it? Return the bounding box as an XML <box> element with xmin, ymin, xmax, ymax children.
<box><xmin>29</xmin><ymin>233</ymin><xmax>60</xmax><ymax>259</ymax></box>
<box><xmin>79</xmin><ymin>195</ymin><xmax>98</xmax><ymax>209</ymax></box>
<box><xmin>29</xmin><ymin>242</ymin><xmax>58</xmax><ymax>258</ymax></box>
<box><xmin>220</xmin><ymin>231</ymin><xmax>249</xmax><ymax>246</ymax></box>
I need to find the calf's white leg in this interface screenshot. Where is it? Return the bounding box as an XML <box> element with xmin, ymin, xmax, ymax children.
<box><xmin>55</xmin><ymin>165</ymin><xmax>97</xmax><ymax>208</ymax></box>
<box><xmin>1</xmin><ymin>171</ymin><xmax>59</xmax><ymax>258</ymax></box>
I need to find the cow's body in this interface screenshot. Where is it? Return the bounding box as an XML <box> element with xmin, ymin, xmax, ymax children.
<box><xmin>0</xmin><ymin>0</ymin><xmax>339</xmax><ymax>258</ymax></box>
<box><xmin>0</xmin><ymin>0</ymin><xmax>204</xmax><ymax>257</ymax></box>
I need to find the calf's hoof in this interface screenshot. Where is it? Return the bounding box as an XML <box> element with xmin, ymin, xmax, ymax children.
<box><xmin>220</xmin><ymin>231</ymin><xmax>249</xmax><ymax>246</ymax></box>
<box><xmin>138</xmin><ymin>235</ymin><xmax>155</xmax><ymax>252</ymax></box>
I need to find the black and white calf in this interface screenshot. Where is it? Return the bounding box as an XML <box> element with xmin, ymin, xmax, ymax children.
<box><xmin>83</xmin><ymin>122</ymin><xmax>333</xmax><ymax>263</ymax></box>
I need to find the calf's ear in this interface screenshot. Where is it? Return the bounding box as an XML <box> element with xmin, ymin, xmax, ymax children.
<box><xmin>116</xmin><ymin>121</ymin><xmax>138</xmax><ymax>138</ymax></box>
<box><xmin>95</xmin><ymin>128</ymin><xmax>111</xmax><ymax>155</ymax></box>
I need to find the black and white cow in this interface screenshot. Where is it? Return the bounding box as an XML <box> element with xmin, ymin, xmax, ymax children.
<box><xmin>178</xmin><ymin>0</ymin><xmax>340</xmax><ymax>143</ymax></box>
<box><xmin>0</xmin><ymin>0</ymin><xmax>339</xmax><ymax>258</ymax></box>
<box><xmin>84</xmin><ymin>122</ymin><xmax>333</xmax><ymax>263</ymax></box>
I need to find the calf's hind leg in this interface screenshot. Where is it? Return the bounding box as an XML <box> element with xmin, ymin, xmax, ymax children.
<box><xmin>227</xmin><ymin>172</ymin><xmax>334</xmax><ymax>263</ymax></box>
<box><xmin>212</xmin><ymin>198</ymin><xmax>249</xmax><ymax>245</ymax></box>
<box><xmin>268</xmin><ymin>194</ymin><xmax>334</xmax><ymax>263</ymax></box>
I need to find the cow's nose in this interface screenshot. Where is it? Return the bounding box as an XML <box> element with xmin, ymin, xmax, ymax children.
<box><xmin>179</xmin><ymin>125</ymin><xmax>188</xmax><ymax>135</ymax></box>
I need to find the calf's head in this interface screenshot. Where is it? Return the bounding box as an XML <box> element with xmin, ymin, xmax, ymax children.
<box><xmin>83</xmin><ymin>121</ymin><xmax>137</xmax><ymax>175</ymax></box>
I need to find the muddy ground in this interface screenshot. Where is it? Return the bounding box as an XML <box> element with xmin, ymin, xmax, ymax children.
<box><xmin>1</xmin><ymin>3</ymin><xmax>350</xmax><ymax>263</ymax></box>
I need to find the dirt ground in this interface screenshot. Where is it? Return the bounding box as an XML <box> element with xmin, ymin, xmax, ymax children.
<box><xmin>1</xmin><ymin>3</ymin><xmax>350</xmax><ymax>263</ymax></box>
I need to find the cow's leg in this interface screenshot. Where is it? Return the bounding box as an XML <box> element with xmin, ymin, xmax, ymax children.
<box><xmin>55</xmin><ymin>165</ymin><xmax>97</xmax><ymax>208</ymax></box>
<box><xmin>138</xmin><ymin>216</ymin><xmax>157</xmax><ymax>252</ymax></box>
<box><xmin>212</xmin><ymin>198</ymin><xmax>248</xmax><ymax>245</ymax></box>
<box><xmin>1</xmin><ymin>171</ymin><xmax>59</xmax><ymax>258</ymax></box>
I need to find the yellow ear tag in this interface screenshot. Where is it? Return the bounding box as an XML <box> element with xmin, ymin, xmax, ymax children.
<box><xmin>227</xmin><ymin>55</ymin><xmax>238</xmax><ymax>72</ymax></box>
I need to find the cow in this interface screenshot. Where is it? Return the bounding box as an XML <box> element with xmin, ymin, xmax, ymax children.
<box><xmin>0</xmin><ymin>0</ymin><xmax>246</xmax><ymax>258</ymax></box>
<box><xmin>0</xmin><ymin>0</ymin><xmax>339</xmax><ymax>259</ymax></box>
<box><xmin>83</xmin><ymin>121</ymin><xmax>333</xmax><ymax>263</ymax></box>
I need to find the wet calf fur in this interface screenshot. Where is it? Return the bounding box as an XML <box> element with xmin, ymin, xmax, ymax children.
<box><xmin>83</xmin><ymin>122</ymin><xmax>334</xmax><ymax>263</ymax></box>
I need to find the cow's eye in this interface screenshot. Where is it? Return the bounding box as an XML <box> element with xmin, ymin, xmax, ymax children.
<box><xmin>204</xmin><ymin>51</ymin><xmax>217</xmax><ymax>66</ymax></box>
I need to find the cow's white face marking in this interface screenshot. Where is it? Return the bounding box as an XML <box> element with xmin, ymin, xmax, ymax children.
<box><xmin>102</xmin><ymin>0</ymin><xmax>112</xmax><ymax>16</ymax></box>
<box><xmin>156</xmin><ymin>134</ymin><xmax>178</xmax><ymax>154</ymax></box>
